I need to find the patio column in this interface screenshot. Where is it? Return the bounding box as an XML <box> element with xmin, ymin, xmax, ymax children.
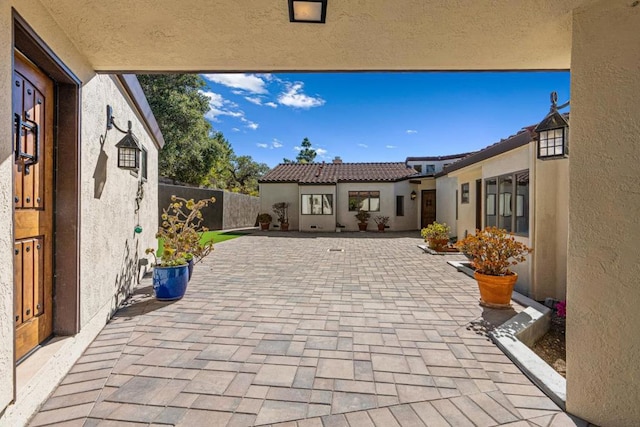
<box><xmin>567</xmin><ymin>0</ymin><xmax>640</xmax><ymax>425</ymax></box>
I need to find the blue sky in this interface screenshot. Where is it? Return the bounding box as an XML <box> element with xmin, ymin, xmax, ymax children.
<box><xmin>200</xmin><ymin>72</ymin><xmax>570</xmax><ymax>167</ymax></box>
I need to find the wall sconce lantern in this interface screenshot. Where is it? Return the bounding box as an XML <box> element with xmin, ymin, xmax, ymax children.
<box><xmin>410</xmin><ymin>190</ymin><xmax>417</xmax><ymax>200</ymax></box>
<box><xmin>535</xmin><ymin>91</ymin><xmax>569</xmax><ymax>159</ymax></box>
<box><xmin>288</xmin><ymin>0</ymin><xmax>327</xmax><ymax>23</ymax></box>
<box><xmin>107</xmin><ymin>105</ymin><xmax>141</xmax><ymax>171</ymax></box>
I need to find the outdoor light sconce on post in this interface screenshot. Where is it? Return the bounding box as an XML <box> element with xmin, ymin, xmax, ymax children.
<box><xmin>535</xmin><ymin>91</ymin><xmax>569</xmax><ymax>160</ymax></box>
<box><xmin>411</xmin><ymin>190</ymin><xmax>417</xmax><ymax>201</ymax></box>
<box><xmin>106</xmin><ymin>105</ymin><xmax>141</xmax><ymax>171</ymax></box>
<box><xmin>288</xmin><ymin>0</ymin><xmax>327</xmax><ymax>23</ymax></box>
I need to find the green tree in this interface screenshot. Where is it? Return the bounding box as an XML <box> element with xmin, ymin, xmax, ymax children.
<box><xmin>296</xmin><ymin>137</ymin><xmax>317</xmax><ymax>163</ymax></box>
<box><xmin>227</xmin><ymin>155</ymin><xmax>270</xmax><ymax>196</ymax></box>
<box><xmin>137</xmin><ymin>74</ymin><xmax>223</xmax><ymax>185</ymax></box>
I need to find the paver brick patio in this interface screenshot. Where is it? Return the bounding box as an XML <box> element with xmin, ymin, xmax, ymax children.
<box><xmin>29</xmin><ymin>231</ymin><xmax>582</xmax><ymax>426</ymax></box>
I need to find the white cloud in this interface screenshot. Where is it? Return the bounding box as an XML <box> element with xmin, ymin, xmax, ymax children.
<box><xmin>272</xmin><ymin>139</ymin><xmax>283</xmax><ymax>148</ymax></box>
<box><xmin>386</xmin><ymin>145</ymin><xmax>397</xmax><ymax>149</ymax></box>
<box><xmin>256</xmin><ymin>143</ymin><xmax>268</xmax><ymax>148</ymax></box>
<box><xmin>201</xmin><ymin>90</ymin><xmax>246</xmax><ymax>121</ymax></box>
<box><xmin>246</xmin><ymin>121</ymin><xmax>259</xmax><ymax>130</ymax></box>
<box><xmin>232</xmin><ymin>128</ymin><xmax>240</xmax><ymax>132</ymax></box>
<box><xmin>265</xmin><ymin>102</ymin><xmax>278</xmax><ymax>108</ymax></box>
<box><xmin>406</xmin><ymin>129</ymin><xmax>418</xmax><ymax>134</ymax></box>
<box><xmin>294</xmin><ymin>146</ymin><xmax>302</xmax><ymax>152</ymax></box>
<box><xmin>278</xmin><ymin>82</ymin><xmax>325</xmax><ymax>109</ymax></box>
<box><xmin>316</xmin><ymin>148</ymin><xmax>328</xmax><ymax>156</ymax></box>
<box><xmin>202</xmin><ymin>74</ymin><xmax>269</xmax><ymax>94</ymax></box>
<box><xmin>357</xmin><ymin>143</ymin><xmax>368</xmax><ymax>148</ymax></box>
<box><xmin>245</xmin><ymin>96</ymin><xmax>262</xmax><ymax>105</ymax></box>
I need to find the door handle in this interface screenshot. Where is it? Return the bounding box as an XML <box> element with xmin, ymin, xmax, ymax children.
<box><xmin>14</xmin><ymin>113</ymin><xmax>39</xmax><ymax>175</ymax></box>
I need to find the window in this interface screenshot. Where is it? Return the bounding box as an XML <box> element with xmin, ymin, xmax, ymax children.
<box><xmin>348</xmin><ymin>191</ymin><xmax>380</xmax><ymax>211</ymax></box>
<box><xmin>301</xmin><ymin>194</ymin><xmax>333</xmax><ymax>215</ymax></box>
<box><xmin>396</xmin><ymin>195</ymin><xmax>404</xmax><ymax>216</ymax></box>
<box><xmin>140</xmin><ymin>146</ymin><xmax>148</xmax><ymax>181</ymax></box>
<box><xmin>455</xmin><ymin>190</ymin><xmax>459</xmax><ymax>220</ymax></box>
<box><xmin>413</xmin><ymin>165</ymin><xmax>422</xmax><ymax>173</ymax></box>
<box><xmin>461</xmin><ymin>183</ymin><xmax>469</xmax><ymax>204</ymax></box>
<box><xmin>538</xmin><ymin>128</ymin><xmax>567</xmax><ymax>158</ymax></box>
<box><xmin>425</xmin><ymin>164</ymin><xmax>436</xmax><ymax>175</ymax></box>
<box><xmin>485</xmin><ymin>170</ymin><xmax>529</xmax><ymax>236</ymax></box>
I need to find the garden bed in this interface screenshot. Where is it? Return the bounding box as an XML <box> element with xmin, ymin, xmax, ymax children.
<box><xmin>417</xmin><ymin>244</ymin><xmax>461</xmax><ymax>255</ymax></box>
<box><xmin>531</xmin><ymin>312</ymin><xmax>566</xmax><ymax>378</ymax></box>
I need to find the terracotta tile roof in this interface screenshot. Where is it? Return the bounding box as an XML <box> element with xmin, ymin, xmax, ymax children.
<box><xmin>405</xmin><ymin>152</ymin><xmax>476</xmax><ymax>162</ymax></box>
<box><xmin>259</xmin><ymin>162</ymin><xmax>419</xmax><ymax>184</ymax></box>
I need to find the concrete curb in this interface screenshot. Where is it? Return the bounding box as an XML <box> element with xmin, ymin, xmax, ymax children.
<box><xmin>447</xmin><ymin>260</ymin><xmax>570</xmax><ymax>413</ymax></box>
<box><xmin>416</xmin><ymin>244</ymin><xmax>462</xmax><ymax>256</ymax></box>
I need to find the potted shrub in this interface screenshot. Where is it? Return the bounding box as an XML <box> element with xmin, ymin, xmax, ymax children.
<box><xmin>257</xmin><ymin>213</ymin><xmax>272</xmax><ymax>230</ymax></box>
<box><xmin>455</xmin><ymin>226</ymin><xmax>532</xmax><ymax>308</ymax></box>
<box><xmin>147</xmin><ymin>195</ymin><xmax>216</xmax><ymax>300</ymax></box>
<box><xmin>373</xmin><ymin>216</ymin><xmax>389</xmax><ymax>232</ymax></box>
<box><xmin>272</xmin><ymin>202</ymin><xmax>290</xmax><ymax>231</ymax></box>
<box><xmin>354</xmin><ymin>210</ymin><xmax>370</xmax><ymax>231</ymax></box>
<box><xmin>421</xmin><ymin>221</ymin><xmax>451</xmax><ymax>251</ymax></box>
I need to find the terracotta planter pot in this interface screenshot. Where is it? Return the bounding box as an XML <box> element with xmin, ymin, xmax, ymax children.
<box><xmin>260</xmin><ymin>222</ymin><xmax>269</xmax><ymax>230</ymax></box>
<box><xmin>474</xmin><ymin>271</ymin><xmax>518</xmax><ymax>308</ymax></box>
<box><xmin>377</xmin><ymin>223</ymin><xmax>385</xmax><ymax>232</ymax></box>
<box><xmin>358</xmin><ymin>223</ymin><xmax>368</xmax><ymax>231</ymax></box>
<box><xmin>280</xmin><ymin>222</ymin><xmax>289</xmax><ymax>231</ymax></box>
<box><xmin>428</xmin><ymin>237</ymin><xmax>449</xmax><ymax>251</ymax></box>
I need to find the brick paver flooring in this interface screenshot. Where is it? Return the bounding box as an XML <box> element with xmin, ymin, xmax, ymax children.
<box><xmin>30</xmin><ymin>232</ymin><xmax>580</xmax><ymax>426</ymax></box>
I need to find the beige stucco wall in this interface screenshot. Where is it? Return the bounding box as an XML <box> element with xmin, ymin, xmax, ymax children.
<box><xmin>392</xmin><ymin>180</ymin><xmax>419</xmax><ymax>231</ymax></box>
<box><xmin>567</xmin><ymin>1</ymin><xmax>640</xmax><ymax>424</ymax></box>
<box><xmin>449</xmin><ymin>168</ymin><xmax>482</xmax><ymax>240</ymax></box>
<box><xmin>0</xmin><ymin>0</ymin><xmax>15</xmax><ymax>413</ymax></box>
<box><xmin>0</xmin><ymin>3</ymin><xmax>159</xmax><ymax>421</ymax></box>
<box><xmin>435</xmin><ymin>176</ymin><xmax>458</xmax><ymax>236</ymax></box>
<box><xmin>79</xmin><ymin>75</ymin><xmax>159</xmax><ymax>326</ymax></box>
<box><xmin>533</xmin><ymin>157</ymin><xmax>569</xmax><ymax>300</ymax></box>
<box><xmin>337</xmin><ymin>182</ymin><xmax>398</xmax><ymax>232</ymax></box>
<box><xmin>259</xmin><ymin>182</ymin><xmax>299</xmax><ymax>230</ymax></box>
<box><xmin>298</xmin><ymin>185</ymin><xmax>336</xmax><ymax>232</ymax></box>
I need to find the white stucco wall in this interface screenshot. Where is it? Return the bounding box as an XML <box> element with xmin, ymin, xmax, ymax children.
<box><xmin>567</xmin><ymin>1</ymin><xmax>640</xmax><ymax>424</ymax></box>
<box><xmin>79</xmin><ymin>75</ymin><xmax>159</xmax><ymax>326</ymax></box>
<box><xmin>435</xmin><ymin>176</ymin><xmax>458</xmax><ymax>236</ymax></box>
<box><xmin>298</xmin><ymin>185</ymin><xmax>336</xmax><ymax>232</ymax></box>
<box><xmin>392</xmin><ymin>180</ymin><xmax>419</xmax><ymax>231</ymax></box>
<box><xmin>258</xmin><ymin>183</ymin><xmax>299</xmax><ymax>230</ymax></box>
<box><xmin>1</xmin><ymin>3</ymin><xmax>159</xmax><ymax>421</ymax></box>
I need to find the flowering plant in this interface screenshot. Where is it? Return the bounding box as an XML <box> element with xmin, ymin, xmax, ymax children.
<box><xmin>373</xmin><ymin>216</ymin><xmax>390</xmax><ymax>226</ymax></box>
<box><xmin>455</xmin><ymin>226</ymin><xmax>532</xmax><ymax>276</ymax></box>
<box><xmin>257</xmin><ymin>213</ymin><xmax>273</xmax><ymax>223</ymax></box>
<box><xmin>555</xmin><ymin>300</ymin><xmax>567</xmax><ymax>318</ymax></box>
<box><xmin>146</xmin><ymin>195</ymin><xmax>216</xmax><ymax>267</ymax></box>
<box><xmin>421</xmin><ymin>221</ymin><xmax>450</xmax><ymax>241</ymax></box>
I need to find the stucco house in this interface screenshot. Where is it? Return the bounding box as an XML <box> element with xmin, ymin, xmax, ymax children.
<box><xmin>1</xmin><ymin>12</ymin><xmax>161</xmax><ymax>424</ymax></box>
<box><xmin>259</xmin><ymin>160</ymin><xmax>423</xmax><ymax>231</ymax></box>
<box><xmin>1</xmin><ymin>1</ymin><xmax>638</xmax><ymax>426</ymax></box>
<box><xmin>435</xmin><ymin>123</ymin><xmax>569</xmax><ymax>301</ymax></box>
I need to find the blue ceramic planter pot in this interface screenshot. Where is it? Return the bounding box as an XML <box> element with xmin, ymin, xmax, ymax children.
<box><xmin>153</xmin><ymin>264</ymin><xmax>189</xmax><ymax>300</ymax></box>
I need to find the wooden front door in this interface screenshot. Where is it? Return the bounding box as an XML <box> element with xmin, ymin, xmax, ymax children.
<box><xmin>13</xmin><ymin>51</ymin><xmax>54</xmax><ymax>361</ymax></box>
<box><xmin>421</xmin><ymin>189</ymin><xmax>436</xmax><ymax>228</ymax></box>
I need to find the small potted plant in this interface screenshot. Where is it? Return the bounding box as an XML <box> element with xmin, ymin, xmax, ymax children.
<box><xmin>455</xmin><ymin>226</ymin><xmax>532</xmax><ymax>308</ymax></box>
<box><xmin>272</xmin><ymin>202</ymin><xmax>290</xmax><ymax>231</ymax></box>
<box><xmin>147</xmin><ymin>195</ymin><xmax>216</xmax><ymax>300</ymax></box>
<box><xmin>257</xmin><ymin>213</ymin><xmax>272</xmax><ymax>230</ymax></box>
<box><xmin>421</xmin><ymin>221</ymin><xmax>451</xmax><ymax>251</ymax></box>
<box><xmin>354</xmin><ymin>210</ymin><xmax>370</xmax><ymax>231</ymax></box>
<box><xmin>373</xmin><ymin>216</ymin><xmax>389</xmax><ymax>232</ymax></box>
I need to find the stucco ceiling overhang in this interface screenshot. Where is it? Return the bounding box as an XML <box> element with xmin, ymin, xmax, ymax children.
<box><xmin>37</xmin><ymin>0</ymin><xmax>593</xmax><ymax>72</ymax></box>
